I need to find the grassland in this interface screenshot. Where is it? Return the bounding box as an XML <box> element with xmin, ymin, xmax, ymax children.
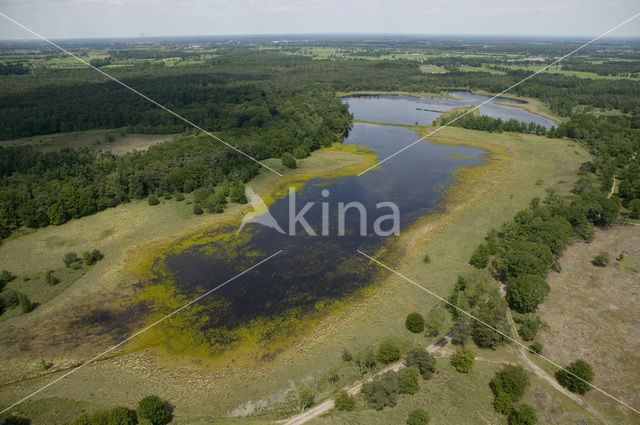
<box><xmin>0</xmin><ymin>128</ymin><xmax>177</xmax><ymax>154</ymax></box>
<box><xmin>0</xmin><ymin>115</ymin><xmax>603</xmax><ymax>424</ymax></box>
<box><xmin>461</xmin><ymin>63</ymin><xmax>640</xmax><ymax>80</ymax></box>
<box><xmin>535</xmin><ymin>225</ymin><xmax>640</xmax><ymax>425</ymax></box>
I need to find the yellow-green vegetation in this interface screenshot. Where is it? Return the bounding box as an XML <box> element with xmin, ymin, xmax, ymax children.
<box><xmin>469</xmin><ymin>89</ymin><xmax>563</xmax><ymax>125</ymax></box>
<box><xmin>0</xmin><ymin>115</ymin><xmax>596</xmax><ymax>424</ymax></box>
<box><xmin>460</xmin><ymin>63</ymin><xmax>640</xmax><ymax>80</ymax></box>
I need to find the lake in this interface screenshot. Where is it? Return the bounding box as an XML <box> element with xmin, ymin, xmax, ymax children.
<box><xmin>147</xmin><ymin>92</ymin><xmax>549</xmax><ymax>347</ymax></box>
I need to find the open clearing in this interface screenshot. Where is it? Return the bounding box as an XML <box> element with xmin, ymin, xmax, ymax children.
<box><xmin>536</xmin><ymin>224</ymin><xmax>640</xmax><ymax>424</ymax></box>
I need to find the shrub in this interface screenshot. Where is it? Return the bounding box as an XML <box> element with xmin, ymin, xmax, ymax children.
<box><xmin>1</xmin><ymin>417</ymin><xmax>30</xmax><ymax>425</ymax></box>
<box><xmin>422</xmin><ymin>254</ymin><xmax>431</xmax><ymax>264</ymax></box>
<box><xmin>629</xmin><ymin>198</ymin><xmax>640</xmax><ymax>219</ymax></box>
<box><xmin>406</xmin><ymin>408</ymin><xmax>431</xmax><ymax>425</ymax></box>
<box><xmin>470</xmin><ymin>244</ymin><xmax>490</xmax><ymax>268</ymax></box>
<box><xmin>45</xmin><ymin>270</ymin><xmax>58</xmax><ymax>286</ymax></box>
<box><xmin>397</xmin><ymin>366</ymin><xmax>420</xmax><ymax>394</ymax></box>
<box><xmin>506</xmin><ymin>274</ymin><xmax>550</xmax><ymax>313</ymax></box>
<box><xmin>355</xmin><ymin>347</ymin><xmax>377</xmax><ymax>374</ymax></box>
<box><xmin>83</xmin><ymin>249</ymin><xmax>104</xmax><ymax>266</ymax></box>
<box><xmin>137</xmin><ymin>395</ymin><xmax>172</xmax><ymax>425</ymax></box>
<box><xmin>0</xmin><ymin>269</ymin><xmax>16</xmax><ymax>290</ymax></box>
<box><xmin>281</xmin><ymin>152</ymin><xmax>297</xmax><ymax>169</ymax></box>
<box><xmin>451</xmin><ymin>347</ymin><xmax>474</xmax><ymax>373</ymax></box>
<box><xmin>293</xmin><ymin>145</ymin><xmax>310</xmax><ymax>159</ymax></box>
<box><xmin>63</xmin><ymin>252</ymin><xmax>80</xmax><ymax>267</ymax></box>
<box><xmin>362</xmin><ymin>371</ymin><xmax>398</xmax><ymax>410</ymax></box>
<box><xmin>490</xmin><ymin>365</ymin><xmax>530</xmax><ymax>402</ymax></box>
<box><xmin>517</xmin><ymin>316</ymin><xmax>542</xmax><ymax>341</ymax></box>
<box><xmin>298</xmin><ymin>388</ymin><xmax>315</xmax><ymax>411</ymax></box>
<box><xmin>327</xmin><ymin>367</ymin><xmax>339</xmax><ymax>388</ymax></box>
<box><xmin>377</xmin><ymin>339</ymin><xmax>400</xmax><ymax>364</ymax></box>
<box><xmin>2</xmin><ymin>289</ymin><xmax>20</xmax><ymax>307</ymax></box>
<box><xmin>18</xmin><ymin>293</ymin><xmax>33</xmax><ymax>313</ymax></box>
<box><xmin>86</xmin><ymin>409</ymin><xmax>111</xmax><ymax>425</ymax></box>
<box><xmin>341</xmin><ymin>349</ymin><xmax>353</xmax><ymax>362</ymax></box>
<box><xmin>405</xmin><ymin>312</ymin><xmax>425</xmax><ymax>333</ymax></box>
<box><xmin>529</xmin><ymin>342</ymin><xmax>543</xmax><ymax>354</ymax></box>
<box><xmin>493</xmin><ymin>388</ymin><xmax>514</xmax><ymax>414</ymax></box>
<box><xmin>147</xmin><ymin>194</ymin><xmax>160</xmax><ymax>206</ymax></box>
<box><xmin>192</xmin><ymin>204</ymin><xmax>203</xmax><ymax>215</ymax></box>
<box><xmin>424</xmin><ymin>305</ymin><xmax>446</xmax><ymax>337</ymax></box>
<box><xmin>405</xmin><ymin>348</ymin><xmax>436</xmax><ymax>379</ymax></box>
<box><xmin>174</xmin><ymin>193</ymin><xmax>185</xmax><ymax>201</ymax></box>
<box><xmin>333</xmin><ymin>390</ymin><xmax>355</xmax><ymax>411</ymax></box>
<box><xmin>106</xmin><ymin>407</ymin><xmax>137</xmax><ymax>425</ymax></box>
<box><xmin>556</xmin><ymin>359</ymin><xmax>594</xmax><ymax>394</ymax></box>
<box><xmin>592</xmin><ymin>251</ymin><xmax>610</xmax><ymax>267</ymax></box>
<box><xmin>228</xmin><ymin>181</ymin><xmax>247</xmax><ymax>204</ymax></box>
<box><xmin>508</xmin><ymin>404</ymin><xmax>538</xmax><ymax>425</ymax></box>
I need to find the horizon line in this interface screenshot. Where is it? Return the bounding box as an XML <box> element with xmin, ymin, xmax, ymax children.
<box><xmin>2</xmin><ymin>32</ymin><xmax>640</xmax><ymax>44</ymax></box>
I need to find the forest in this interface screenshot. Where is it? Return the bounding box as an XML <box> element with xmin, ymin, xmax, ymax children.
<box><xmin>1</xmin><ymin>47</ymin><xmax>639</xmax><ymax>241</ymax></box>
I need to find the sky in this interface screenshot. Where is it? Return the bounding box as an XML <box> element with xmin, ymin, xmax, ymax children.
<box><xmin>0</xmin><ymin>0</ymin><xmax>639</xmax><ymax>40</ymax></box>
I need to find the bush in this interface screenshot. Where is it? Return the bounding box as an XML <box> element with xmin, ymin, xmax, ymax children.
<box><xmin>517</xmin><ymin>316</ymin><xmax>542</xmax><ymax>341</ymax></box>
<box><xmin>18</xmin><ymin>293</ymin><xmax>33</xmax><ymax>313</ymax></box>
<box><xmin>83</xmin><ymin>249</ymin><xmax>104</xmax><ymax>266</ymax></box>
<box><xmin>355</xmin><ymin>347</ymin><xmax>377</xmax><ymax>374</ymax></box>
<box><xmin>629</xmin><ymin>198</ymin><xmax>640</xmax><ymax>219</ymax></box>
<box><xmin>228</xmin><ymin>181</ymin><xmax>247</xmax><ymax>204</ymax></box>
<box><xmin>451</xmin><ymin>347</ymin><xmax>474</xmax><ymax>373</ymax></box>
<box><xmin>529</xmin><ymin>342</ymin><xmax>543</xmax><ymax>354</ymax></box>
<box><xmin>493</xmin><ymin>388</ymin><xmax>514</xmax><ymax>414</ymax></box>
<box><xmin>490</xmin><ymin>365</ymin><xmax>530</xmax><ymax>402</ymax></box>
<box><xmin>506</xmin><ymin>274</ymin><xmax>550</xmax><ymax>313</ymax></box>
<box><xmin>592</xmin><ymin>251</ymin><xmax>610</xmax><ymax>267</ymax></box>
<box><xmin>298</xmin><ymin>388</ymin><xmax>315</xmax><ymax>411</ymax></box>
<box><xmin>1</xmin><ymin>417</ymin><xmax>30</xmax><ymax>425</ymax></box>
<box><xmin>106</xmin><ymin>407</ymin><xmax>137</xmax><ymax>425</ymax></box>
<box><xmin>64</xmin><ymin>252</ymin><xmax>82</xmax><ymax>269</ymax></box>
<box><xmin>405</xmin><ymin>312</ymin><xmax>425</xmax><ymax>333</ymax></box>
<box><xmin>192</xmin><ymin>204</ymin><xmax>203</xmax><ymax>215</ymax></box>
<box><xmin>470</xmin><ymin>244</ymin><xmax>490</xmax><ymax>268</ymax></box>
<box><xmin>174</xmin><ymin>193</ymin><xmax>185</xmax><ymax>201</ymax></box>
<box><xmin>362</xmin><ymin>371</ymin><xmax>398</xmax><ymax>410</ymax></box>
<box><xmin>508</xmin><ymin>404</ymin><xmax>538</xmax><ymax>425</ymax></box>
<box><xmin>405</xmin><ymin>348</ymin><xmax>436</xmax><ymax>379</ymax></box>
<box><xmin>341</xmin><ymin>349</ymin><xmax>353</xmax><ymax>362</ymax></box>
<box><xmin>377</xmin><ymin>339</ymin><xmax>400</xmax><ymax>364</ymax></box>
<box><xmin>293</xmin><ymin>145</ymin><xmax>310</xmax><ymax>159</ymax></box>
<box><xmin>422</xmin><ymin>254</ymin><xmax>431</xmax><ymax>264</ymax></box>
<box><xmin>333</xmin><ymin>390</ymin><xmax>355</xmax><ymax>411</ymax></box>
<box><xmin>45</xmin><ymin>270</ymin><xmax>58</xmax><ymax>286</ymax></box>
<box><xmin>87</xmin><ymin>409</ymin><xmax>111</xmax><ymax>425</ymax></box>
<box><xmin>0</xmin><ymin>269</ymin><xmax>16</xmax><ymax>291</ymax></box>
<box><xmin>137</xmin><ymin>395</ymin><xmax>172</xmax><ymax>425</ymax></box>
<box><xmin>281</xmin><ymin>152</ymin><xmax>297</xmax><ymax>169</ymax></box>
<box><xmin>2</xmin><ymin>289</ymin><xmax>20</xmax><ymax>307</ymax></box>
<box><xmin>397</xmin><ymin>366</ymin><xmax>420</xmax><ymax>395</ymax></box>
<box><xmin>556</xmin><ymin>359</ymin><xmax>594</xmax><ymax>394</ymax></box>
<box><xmin>424</xmin><ymin>305</ymin><xmax>446</xmax><ymax>337</ymax></box>
<box><xmin>147</xmin><ymin>194</ymin><xmax>160</xmax><ymax>206</ymax></box>
<box><xmin>406</xmin><ymin>408</ymin><xmax>430</xmax><ymax>425</ymax></box>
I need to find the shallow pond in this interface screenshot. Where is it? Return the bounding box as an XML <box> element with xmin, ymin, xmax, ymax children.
<box><xmin>148</xmin><ymin>92</ymin><xmax>550</xmax><ymax>347</ymax></box>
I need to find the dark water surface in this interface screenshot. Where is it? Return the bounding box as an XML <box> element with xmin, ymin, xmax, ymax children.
<box><xmin>156</xmin><ymin>93</ymin><xmax>548</xmax><ymax>335</ymax></box>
